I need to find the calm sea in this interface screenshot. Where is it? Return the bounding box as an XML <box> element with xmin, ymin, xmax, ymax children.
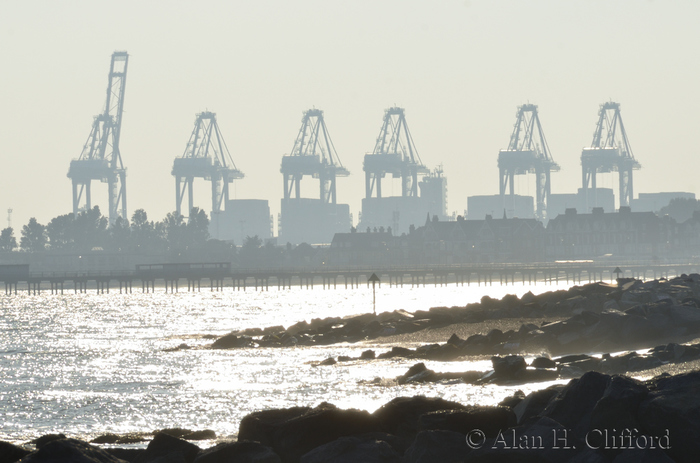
<box><xmin>0</xmin><ymin>281</ymin><xmax>578</xmax><ymax>446</ymax></box>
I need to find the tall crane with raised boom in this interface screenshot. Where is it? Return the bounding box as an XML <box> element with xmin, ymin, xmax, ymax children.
<box><xmin>172</xmin><ymin>111</ymin><xmax>244</xmax><ymax>217</ymax></box>
<box><xmin>498</xmin><ymin>104</ymin><xmax>559</xmax><ymax>220</ymax></box>
<box><xmin>581</xmin><ymin>102</ymin><xmax>640</xmax><ymax>210</ymax></box>
<box><xmin>363</xmin><ymin>107</ymin><xmax>428</xmax><ymax>199</ymax></box>
<box><xmin>280</xmin><ymin>109</ymin><xmax>349</xmax><ymax>204</ymax></box>
<box><xmin>68</xmin><ymin>51</ymin><xmax>129</xmax><ymax>225</ymax></box>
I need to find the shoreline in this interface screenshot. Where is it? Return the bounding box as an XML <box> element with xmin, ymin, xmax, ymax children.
<box><xmin>6</xmin><ymin>275</ymin><xmax>700</xmax><ymax>462</ymax></box>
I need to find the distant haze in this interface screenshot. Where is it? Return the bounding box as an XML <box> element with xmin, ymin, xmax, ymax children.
<box><xmin>1</xmin><ymin>0</ymin><xmax>698</xmax><ymax>232</ymax></box>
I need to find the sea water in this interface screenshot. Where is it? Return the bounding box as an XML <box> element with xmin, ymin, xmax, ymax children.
<box><xmin>0</xmin><ymin>281</ymin><xmax>578</xmax><ymax>446</ymax></box>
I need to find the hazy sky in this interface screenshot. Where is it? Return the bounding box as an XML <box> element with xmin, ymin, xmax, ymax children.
<box><xmin>1</xmin><ymin>0</ymin><xmax>698</xmax><ymax>233</ymax></box>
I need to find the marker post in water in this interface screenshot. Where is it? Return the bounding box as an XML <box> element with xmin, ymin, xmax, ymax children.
<box><xmin>368</xmin><ymin>273</ymin><xmax>380</xmax><ymax>315</ymax></box>
<box><xmin>613</xmin><ymin>267</ymin><xmax>622</xmax><ymax>282</ymax></box>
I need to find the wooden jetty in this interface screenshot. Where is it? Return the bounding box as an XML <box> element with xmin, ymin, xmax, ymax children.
<box><xmin>1</xmin><ymin>261</ymin><xmax>699</xmax><ymax>296</ymax></box>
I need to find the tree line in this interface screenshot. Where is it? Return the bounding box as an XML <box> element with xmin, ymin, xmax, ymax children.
<box><xmin>0</xmin><ymin>207</ymin><xmax>213</xmax><ymax>255</ymax></box>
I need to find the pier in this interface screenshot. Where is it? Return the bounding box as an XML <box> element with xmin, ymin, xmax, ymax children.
<box><xmin>1</xmin><ymin>261</ymin><xmax>699</xmax><ymax>296</ymax></box>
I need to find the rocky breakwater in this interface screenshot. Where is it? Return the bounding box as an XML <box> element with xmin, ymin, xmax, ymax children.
<box><xmin>5</xmin><ymin>369</ymin><xmax>700</xmax><ymax>462</ymax></box>
<box><xmin>201</xmin><ymin>275</ymin><xmax>700</xmax><ymax>353</ymax></box>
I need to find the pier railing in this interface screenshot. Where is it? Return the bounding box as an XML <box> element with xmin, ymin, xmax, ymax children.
<box><xmin>1</xmin><ymin>260</ymin><xmax>698</xmax><ymax>295</ymax></box>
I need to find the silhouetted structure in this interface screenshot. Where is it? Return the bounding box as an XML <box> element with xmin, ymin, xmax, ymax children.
<box><xmin>546</xmin><ymin>207</ymin><xmax>670</xmax><ymax>259</ymax></box>
<box><xmin>581</xmin><ymin>102</ymin><xmax>641</xmax><ymax>209</ymax></box>
<box><xmin>172</xmin><ymin>111</ymin><xmax>244</xmax><ymax>216</ymax></box>
<box><xmin>279</xmin><ymin>109</ymin><xmax>350</xmax><ymax>244</ymax></box>
<box><xmin>360</xmin><ymin>108</ymin><xmax>445</xmax><ymax>234</ymax></box>
<box><xmin>68</xmin><ymin>51</ymin><xmax>129</xmax><ymax>225</ymax></box>
<box><xmin>498</xmin><ymin>104</ymin><xmax>559</xmax><ymax>220</ymax></box>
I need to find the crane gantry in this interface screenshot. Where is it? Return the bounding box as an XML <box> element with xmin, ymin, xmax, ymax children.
<box><xmin>363</xmin><ymin>107</ymin><xmax>428</xmax><ymax>199</ymax></box>
<box><xmin>67</xmin><ymin>51</ymin><xmax>129</xmax><ymax>224</ymax></box>
<box><xmin>498</xmin><ymin>104</ymin><xmax>559</xmax><ymax>220</ymax></box>
<box><xmin>581</xmin><ymin>102</ymin><xmax>640</xmax><ymax>210</ymax></box>
<box><xmin>172</xmin><ymin>111</ymin><xmax>244</xmax><ymax>217</ymax></box>
<box><xmin>280</xmin><ymin>109</ymin><xmax>349</xmax><ymax>205</ymax></box>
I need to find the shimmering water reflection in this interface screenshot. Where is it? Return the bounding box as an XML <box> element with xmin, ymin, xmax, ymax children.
<box><xmin>0</xmin><ymin>282</ymin><xmax>575</xmax><ymax>445</ymax></box>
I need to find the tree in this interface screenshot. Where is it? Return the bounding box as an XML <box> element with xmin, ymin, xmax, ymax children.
<box><xmin>73</xmin><ymin>206</ymin><xmax>108</xmax><ymax>251</ymax></box>
<box><xmin>109</xmin><ymin>216</ymin><xmax>131</xmax><ymax>252</ymax></box>
<box><xmin>131</xmin><ymin>209</ymin><xmax>162</xmax><ymax>253</ymax></box>
<box><xmin>0</xmin><ymin>227</ymin><xmax>17</xmax><ymax>252</ymax></box>
<box><xmin>187</xmin><ymin>207</ymin><xmax>210</xmax><ymax>248</ymax></box>
<box><xmin>20</xmin><ymin>218</ymin><xmax>47</xmax><ymax>252</ymax></box>
<box><xmin>164</xmin><ymin>211</ymin><xmax>187</xmax><ymax>254</ymax></box>
<box><xmin>47</xmin><ymin>213</ymin><xmax>75</xmax><ymax>250</ymax></box>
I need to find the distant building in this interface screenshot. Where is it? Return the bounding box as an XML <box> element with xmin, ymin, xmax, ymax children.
<box><xmin>548</xmin><ymin>188</ymin><xmax>615</xmax><ymax>218</ymax></box>
<box><xmin>279</xmin><ymin>198</ymin><xmax>351</xmax><ymax>245</ymax></box>
<box><xmin>327</xmin><ymin>230</ymin><xmax>408</xmax><ymax>266</ymax></box>
<box><xmin>419</xmin><ymin>215</ymin><xmax>545</xmax><ymax>264</ymax></box>
<box><xmin>632</xmin><ymin>192</ymin><xmax>696</xmax><ymax>213</ymax></box>
<box><xmin>358</xmin><ymin>168</ymin><xmax>449</xmax><ymax>235</ymax></box>
<box><xmin>210</xmin><ymin>199</ymin><xmax>272</xmax><ymax>244</ymax></box>
<box><xmin>419</xmin><ymin>168</ymin><xmax>448</xmax><ymax>218</ymax></box>
<box><xmin>467</xmin><ymin>194</ymin><xmax>534</xmax><ymax>220</ymax></box>
<box><xmin>545</xmin><ymin>207</ymin><xmax>674</xmax><ymax>259</ymax></box>
<box><xmin>359</xmin><ymin>197</ymin><xmax>432</xmax><ymax>236</ymax></box>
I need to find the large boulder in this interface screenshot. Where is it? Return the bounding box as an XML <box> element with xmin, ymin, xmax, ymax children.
<box><xmin>238</xmin><ymin>406</ymin><xmax>311</xmax><ymax>446</ymax></box>
<box><xmin>540</xmin><ymin>371</ymin><xmax>610</xmax><ymax>435</ymax></box>
<box><xmin>0</xmin><ymin>441</ymin><xmax>31</xmax><ymax>463</ymax></box>
<box><xmin>240</xmin><ymin>403</ymin><xmax>380</xmax><ymax>463</ymax></box>
<box><xmin>299</xmin><ymin>434</ymin><xmax>401</xmax><ymax>463</ymax></box>
<box><xmin>638</xmin><ymin>371</ymin><xmax>700</xmax><ymax>463</ymax></box>
<box><xmin>134</xmin><ymin>433</ymin><xmax>200</xmax><ymax>463</ymax></box>
<box><xmin>371</xmin><ymin>396</ymin><xmax>467</xmax><ymax>444</ymax></box>
<box><xmin>512</xmin><ymin>386</ymin><xmax>563</xmax><ymax>425</ymax></box>
<box><xmin>193</xmin><ymin>441</ymin><xmax>280</xmax><ymax>463</ymax></box>
<box><xmin>403</xmin><ymin>430</ymin><xmax>472</xmax><ymax>463</ymax></box>
<box><xmin>20</xmin><ymin>438</ymin><xmax>128</xmax><ymax>463</ymax></box>
<box><xmin>419</xmin><ymin>406</ymin><xmax>516</xmax><ymax>437</ymax></box>
<box><xmin>464</xmin><ymin>417</ymin><xmax>580</xmax><ymax>462</ymax></box>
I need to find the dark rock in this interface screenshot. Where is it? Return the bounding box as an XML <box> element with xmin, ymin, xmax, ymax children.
<box><xmin>194</xmin><ymin>441</ymin><xmax>280</xmax><ymax>463</ymax></box>
<box><xmin>611</xmin><ymin>447</ymin><xmax>676</xmax><ymax>462</ymax></box>
<box><xmin>372</xmin><ymin>396</ymin><xmax>467</xmax><ymax>444</ymax></box>
<box><xmin>182</xmin><ymin>430</ymin><xmax>216</xmax><ymax>441</ymax></box>
<box><xmin>319</xmin><ymin>357</ymin><xmax>336</xmax><ymax>366</ymax></box>
<box><xmin>0</xmin><ymin>441</ymin><xmax>30</xmax><ymax>463</ymax></box>
<box><xmin>446</xmin><ymin>333</ymin><xmax>464</xmax><ymax>346</ymax></box>
<box><xmin>211</xmin><ymin>333</ymin><xmax>252</xmax><ymax>349</ymax></box>
<box><xmin>134</xmin><ymin>433</ymin><xmax>200</xmax><ymax>463</ymax></box>
<box><xmin>486</xmin><ymin>329</ymin><xmax>505</xmax><ymax>344</ymax></box>
<box><xmin>419</xmin><ymin>406</ymin><xmax>516</xmax><ymax>437</ymax></box>
<box><xmin>465</xmin><ymin>417</ymin><xmax>580</xmax><ymax>462</ymax></box>
<box><xmin>541</xmin><ymin>371</ymin><xmax>609</xmax><ymax>435</ymax></box>
<box><xmin>91</xmin><ymin>433</ymin><xmax>148</xmax><ymax>445</ymax></box>
<box><xmin>242</xmin><ymin>403</ymin><xmax>380</xmax><ymax>463</ymax></box>
<box><xmin>21</xmin><ymin>438</ymin><xmax>127</xmax><ymax>463</ymax></box>
<box><xmin>377</xmin><ymin>346</ymin><xmax>413</xmax><ymax>359</ymax></box>
<box><xmin>360</xmin><ymin>349</ymin><xmax>376</xmax><ymax>359</ymax></box>
<box><xmin>31</xmin><ymin>434</ymin><xmax>67</xmax><ymax>448</ymax></box>
<box><xmin>491</xmin><ymin>355</ymin><xmax>526</xmax><ymax>377</ymax></box>
<box><xmin>238</xmin><ymin>406</ymin><xmax>311</xmax><ymax>447</ymax></box>
<box><xmin>498</xmin><ymin>390</ymin><xmax>526</xmax><ymax>409</ymax></box>
<box><xmin>105</xmin><ymin>449</ymin><xmax>143</xmax><ymax>463</ymax></box>
<box><xmin>530</xmin><ymin>357</ymin><xmax>556</xmax><ymax>369</ymax></box>
<box><xmin>299</xmin><ymin>435</ymin><xmax>401</xmax><ymax>463</ymax></box>
<box><xmin>587</xmin><ymin>376</ymin><xmax>649</xmax><ymax>451</ymax></box>
<box><xmin>638</xmin><ymin>370</ymin><xmax>700</xmax><ymax>463</ymax></box>
<box><xmin>398</xmin><ymin>364</ymin><xmax>437</xmax><ymax>385</ymax></box>
<box><xmin>403</xmin><ymin>430</ymin><xmax>472</xmax><ymax>463</ymax></box>
<box><xmin>423</xmin><ymin>342</ymin><xmax>461</xmax><ymax>360</ymax></box>
<box><xmin>513</xmin><ymin>385</ymin><xmax>563</xmax><ymax>425</ymax></box>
